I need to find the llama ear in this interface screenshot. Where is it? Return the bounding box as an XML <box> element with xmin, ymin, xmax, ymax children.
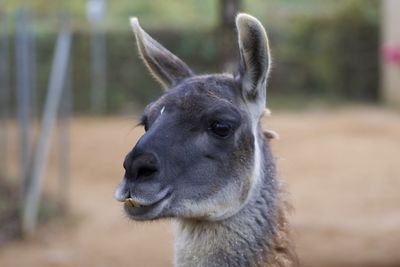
<box><xmin>236</xmin><ymin>14</ymin><xmax>271</xmax><ymax>117</ymax></box>
<box><xmin>130</xmin><ymin>17</ymin><xmax>194</xmax><ymax>89</ymax></box>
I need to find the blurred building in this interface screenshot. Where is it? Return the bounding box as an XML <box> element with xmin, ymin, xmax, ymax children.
<box><xmin>382</xmin><ymin>0</ymin><xmax>400</xmax><ymax>106</ymax></box>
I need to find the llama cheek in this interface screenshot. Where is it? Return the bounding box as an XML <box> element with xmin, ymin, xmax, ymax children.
<box><xmin>238</xmin><ymin>174</ymin><xmax>252</xmax><ymax>203</ymax></box>
<box><xmin>239</xmin><ymin>125</ymin><xmax>263</xmax><ymax>207</ymax></box>
<box><xmin>233</xmin><ymin>132</ymin><xmax>258</xmax><ymax>205</ymax></box>
<box><xmin>177</xmin><ymin>183</ymin><xmax>243</xmax><ymax>220</ymax></box>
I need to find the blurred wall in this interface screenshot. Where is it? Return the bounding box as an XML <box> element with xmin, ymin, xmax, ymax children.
<box><xmin>382</xmin><ymin>0</ymin><xmax>400</xmax><ymax>106</ymax></box>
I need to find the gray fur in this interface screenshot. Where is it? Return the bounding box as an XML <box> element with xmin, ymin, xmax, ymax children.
<box><xmin>174</xmin><ymin>138</ymin><xmax>279</xmax><ymax>267</ymax></box>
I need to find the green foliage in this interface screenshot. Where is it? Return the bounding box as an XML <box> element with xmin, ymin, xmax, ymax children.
<box><xmin>2</xmin><ymin>0</ymin><xmax>380</xmax><ymax>112</ymax></box>
<box><xmin>268</xmin><ymin>0</ymin><xmax>380</xmax><ymax>100</ymax></box>
<box><xmin>1</xmin><ymin>0</ymin><xmax>217</xmax><ymax>31</ymax></box>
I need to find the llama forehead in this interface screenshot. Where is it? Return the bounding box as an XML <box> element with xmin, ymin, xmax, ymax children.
<box><xmin>146</xmin><ymin>74</ymin><xmax>242</xmax><ymax>118</ymax></box>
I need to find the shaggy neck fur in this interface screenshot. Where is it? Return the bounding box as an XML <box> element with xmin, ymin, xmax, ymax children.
<box><xmin>174</xmin><ymin>132</ymin><xmax>297</xmax><ymax>267</ymax></box>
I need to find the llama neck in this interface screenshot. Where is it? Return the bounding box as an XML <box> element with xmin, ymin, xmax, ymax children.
<box><xmin>174</xmin><ymin>143</ymin><xmax>289</xmax><ymax>267</ymax></box>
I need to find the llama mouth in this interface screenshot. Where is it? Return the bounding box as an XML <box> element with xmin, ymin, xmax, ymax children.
<box><xmin>123</xmin><ymin>191</ymin><xmax>171</xmax><ymax>220</ymax></box>
<box><xmin>124</xmin><ymin>198</ymin><xmax>145</xmax><ymax>208</ymax></box>
<box><xmin>123</xmin><ymin>196</ymin><xmax>164</xmax><ymax>209</ymax></box>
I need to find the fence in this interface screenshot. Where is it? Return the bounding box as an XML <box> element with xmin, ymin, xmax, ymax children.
<box><xmin>0</xmin><ymin>9</ymin><xmax>73</xmax><ymax>237</ymax></box>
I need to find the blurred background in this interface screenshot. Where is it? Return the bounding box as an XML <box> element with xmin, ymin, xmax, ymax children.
<box><xmin>0</xmin><ymin>0</ymin><xmax>399</xmax><ymax>266</ymax></box>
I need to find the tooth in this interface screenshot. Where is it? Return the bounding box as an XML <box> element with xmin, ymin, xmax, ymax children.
<box><xmin>125</xmin><ymin>198</ymin><xmax>144</xmax><ymax>208</ymax></box>
<box><xmin>125</xmin><ymin>198</ymin><xmax>135</xmax><ymax>208</ymax></box>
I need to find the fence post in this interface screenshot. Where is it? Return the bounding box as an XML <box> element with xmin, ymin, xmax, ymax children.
<box><xmin>29</xmin><ymin>23</ymin><xmax>37</xmax><ymax>119</ymax></box>
<box><xmin>22</xmin><ymin>14</ymin><xmax>72</xmax><ymax>236</ymax></box>
<box><xmin>0</xmin><ymin>12</ymin><xmax>10</xmax><ymax>178</ymax></box>
<box><xmin>15</xmin><ymin>8</ymin><xmax>33</xmax><ymax>198</ymax></box>
<box><xmin>57</xmin><ymin>48</ymin><xmax>72</xmax><ymax>213</ymax></box>
<box><xmin>382</xmin><ymin>0</ymin><xmax>400</xmax><ymax>106</ymax></box>
<box><xmin>87</xmin><ymin>0</ymin><xmax>107</xmax><ymax>113</ymax></box>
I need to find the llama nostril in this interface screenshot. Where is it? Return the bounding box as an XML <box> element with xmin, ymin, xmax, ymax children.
<box><xmin>124</xmin><ymin>152</ymin><xmax>159</xmax><ymax>180</ymax></box>
<box><xmin>136</xmin><ymin>165</ymin><xmax>158</xmax><ymax>178</ymax></box>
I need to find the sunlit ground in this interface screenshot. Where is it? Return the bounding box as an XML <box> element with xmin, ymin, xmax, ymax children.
<box><xmin>0</xmin><ymin>106</ymin><xmax>400</xmax><ymax>267</ymax></box>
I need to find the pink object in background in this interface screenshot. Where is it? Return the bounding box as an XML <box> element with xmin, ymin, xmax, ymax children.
<box><xmin>383</xmin><ymin>45</ymin><xmax>400</xmax><ymax>64</ymax></box>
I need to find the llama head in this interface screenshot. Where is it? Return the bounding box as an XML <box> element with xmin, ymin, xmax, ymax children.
<box><xmin>115</xmin><ymin>14</ymin><xmax>271</xmax><ymax>221</ymax></box>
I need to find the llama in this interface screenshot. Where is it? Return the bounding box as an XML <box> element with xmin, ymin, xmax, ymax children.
<box><xmin>114</xmin><ymin>13</ymin><xmax>297</xmax><ymax>267</ymax></box>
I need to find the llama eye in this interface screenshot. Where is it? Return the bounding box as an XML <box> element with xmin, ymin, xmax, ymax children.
<box><xmin>209</xmin><ymin>121</ymin><xmax>233</xmax><ymax>138</ymax></box>
<box><xmin>140</xmin><ymin>115</ymin><xmax>149</xmax><ymax>131</ymax></box>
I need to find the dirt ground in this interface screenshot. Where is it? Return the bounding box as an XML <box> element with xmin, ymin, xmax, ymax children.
<box><xmin>1</xmin><ymin>106</ymin><xmax>400</xmax><ymax>267</ymax></box>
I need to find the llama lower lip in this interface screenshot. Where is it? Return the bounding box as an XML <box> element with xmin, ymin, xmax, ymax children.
<box><xmin>123</xmin><ymin>195</ymin><xmax>160</xmax><ymax>209</ymax></box>
<box><xmin>123</xmin><ymin>193</ymin><xmax>170</xmax><ymax>220</ymax></box>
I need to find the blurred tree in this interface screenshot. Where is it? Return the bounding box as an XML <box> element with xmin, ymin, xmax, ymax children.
<box><xmin>220</xmin><ymin>0</ymin><xmax>241</xmax><ymax>28</ymax></box>
<box><xmin>218</xmin><ymin>0</ymin><xmax>242</xmax><ymax>71</ymax></box>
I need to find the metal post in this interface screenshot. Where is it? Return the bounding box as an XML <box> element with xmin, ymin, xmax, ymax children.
<box><xmin>87</xmin><ymin>0</ymin><xmax>107</xmax><ymax>113</ymax></box>
<box><xmin>0</xmin><ymin>12</ymin><xmax>10</xmax><ymax>178</ymax></box>
<box><xmin>90</xmin><ymin>27</ymin><xmax>107</xmax><ymax>113</ymax></box>
<box><xmin>382</xmin><ymin>0</ymin><xmax>400</xmax><ymax>106</ymax></box>
<box><xmin>22</xmin><ymin>15</ymin><xmax>72</xmax><ymax>236</ymax></box>
<box><xmin>29</xmin><ymin>25</ymin><xmax>37</xmax><ymax>120</ymax></box>
<box><xmin>57</xmin><ymin>50</ymin><xmax>72</xmax><ymax>213</ymax></box>
<box><xmin>15</xmin><ymin>8</ymin><xmax>32</xmax><ymax>195</ymax></box>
